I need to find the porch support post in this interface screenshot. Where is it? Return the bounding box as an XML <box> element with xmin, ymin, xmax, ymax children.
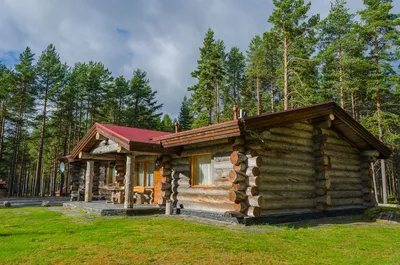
<box><xmin>124</xmin><ymin>154</ymin><xmax>135</xmax><ymax>209</ymax></box>
<box><xmin>84</xmin><ymin>160</ymin><xmax>94</xmax><ymax>202</ymax></box>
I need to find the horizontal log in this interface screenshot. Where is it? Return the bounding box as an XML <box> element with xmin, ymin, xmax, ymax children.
<box><xmin>247</xmin><ymin>206</ymin><xmax>262</xmax><ymax>217</ymax></box>
<box><xmin>181</xmin><ymin>144</ymin><xmax>232</xmax><ymax>156</ymax></box>
<box><xmin>326</xmin><ymin>190</ymin><xmax>363</xmax><ymax>198</ymax></box>
<box><xmin>171</xmin><ymin>179</ymin><xmax>190</xmax><ymax>187</ymax></box>
<box><xmin>330</xmin><ymin>156</ymin><xmax>360</xmax><ymax>166</ymax></box>
<box><xmin>228</xmin><ymin>170</ymin><xmax>248</xmax><ymax>183</ymax></box>
<box><xmin>247</xmin><ymin>157</ymin><xmax>259</xmax><ymax>168</ymax></box>
<box><xmin>230</xmin><ymin>151</ymin><xmax>248</xmax><ymax>166</ymax></box>
<box><xmin>248</xmin><ymin>176</ymin><xmax>262</xmax><ymax>187</ymax></box>
<box><xmin>289</xmin><ymin>122</ymin><xmax>315</xmax><ymax>132</ymax></box>
<box><xmin>325</xmin><ymin>135</ymin><xmax>352</xmax><ymax>147</ymax></box>
<box><xmin>252</xmin><ymin>165</ymin><xmax>315</xmax><ymax>177</ymax></box>
<box><xmin>171</xmin><ymin>164</ymin><xmax>190</xmax><ymax>172</ymax></box>
<box><xmin>324</xmin><ymin>150</ymin><xmax>360</xmax><ymax>161</ymax></box>
<box><xmin>246</xmin><ymin>186</ymin><xmax>259</xmax><ymax>196</ymax></box>
<box><xmin>90</xmin><ymin>142</ymin><xmax>119</xmax><ymax>155</ymax></box>
<box><xmin>330</xmin><ymin>162</ymin><xmax>360</xmax><ymax>172</ymax></box>
<box><xmin>257</xmin><ymin>174</ymin><xmax>315</xmax><ymax>184</ymax></box>
<box><xmin>247</xmin><ymin>140</ymin><xmax>314</xmax><ymax>153</ymax></box>
<box><xmin>248</xmin><ymin>195</ymin><xmax>265</xmax><ymax>207</ymax></box>
<box><xmin>260</xmin><ymin>132</ymin><xmax>314</xmax><ymax>146</ymax></box>
<box><xmin>171</xmin><ymin>157</ymin><xmax>190</xmax><ymax>165</ymax></box>
<box><xmin>269</xmin><ymin>127</ymin><xmax>313</xmax><ymax>139</ymax></box>
<box><xmin>324</xmin><ymin>143</ymin><xmax>359</xmax><ymax>154</ymax></box>
<box><xmin>330</xmin><ymin>197</ymin><xmax>364</xmax><ymax>206</ymax></box>
<box><xmin>256</xmin><ymin>156</ymin><xmax>314</xmax><ymax>169</ymax></box>
<box><xmin>228</xmin><ymin>190</ymin><xmax>247</xmax><ymax>203</ymax></box>
<box><xmin>321</xmin><ymin>128</ymin><xmax>341</xmax><ymax>138</ymax></box>
<box><xmin>176</xmin><ymin>193</ymin><xmax>232</xmax><ymax>204</ymax></box>
<box><xmin>261</xmin><ymin>198</ymin><xmax>317</xmax><ymax>210</ymax></box>
<box><xmin>249</xmin><ymin>149</ymin><xmax>314</xmax><ymax>162</ymax></box>
<box><xmin>259</xmin><ymin>191</ymin><xmax>316</xmax><ymax>200</ymax></box>
<box><xmin>325</xmin><ymin>205</ymin><xmax>367</xmax><ymax>211</ymax></box>
<box><xmin>214</xmin><ymin>177</ymin><xmax>232</xmax><ymax>188</ymax></box>
<box><xmin>176</xmin><ymin>201</ymin><xmax>234</xmax><ymax>213</ymax></box>
<box><xmin>162</xmin><ymin>162</ymin><xmax>172</xmax><ymax>169</ymax></box>
<box><xmin>330</xmin><ymin>184</ymin><xmax>362</xmax><ymax>191</ymax></box>
<box><xmin>327</xmin><ymin>169</ymin><xmax>360</xmax><ymax>178</ymax></box>
<box><xmin>363</xmin><ymin>194</ymin><xmax>373</xmax><ymax>202</ymax></box>
<box><xmin>330</xmin><ymin>177</ymin><xmax>362</xmax><ymax>185</ymax></box>
<box><xmin>259</xmin><ymin>182</ymin><xmax>315</xmax><ymax>192</ymax></box>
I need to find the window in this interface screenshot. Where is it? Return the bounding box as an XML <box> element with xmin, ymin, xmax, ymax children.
<box><xmin>106</xmin><ymin>162</ymin><xmax>116</xmax><ymax>184</ymax></box>
<box><xmin>191</xmin><ymin>154</ymin><xmax>212</xmax><ymax>186</ymax></box>
<box><xmin>135</xmin><ymin>161</ymin><xmax>154</xmax><ymax>187</ymax></box>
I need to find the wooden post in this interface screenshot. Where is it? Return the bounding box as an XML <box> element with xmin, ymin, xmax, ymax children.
<box><xmin>124</xmin><ymin>154</ymin><xmax>135</xmax><ymax>209</ymax></box>
<box><xmin>84</xmin><ymin>160</ymin><xmax>94</xmax><ymax>202</ymax></box>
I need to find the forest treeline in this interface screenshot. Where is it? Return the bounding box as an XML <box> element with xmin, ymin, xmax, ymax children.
<box><xmin>0</xmin><ymin>0</ymin><xmax>399</xmax><ymax>203</ymax></box>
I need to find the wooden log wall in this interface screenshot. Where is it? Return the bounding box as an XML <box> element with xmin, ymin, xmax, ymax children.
<box><xmin>92</xmin><ymin>162</ymin><xmax>101</xmax><ymax>195</ymax></box>
<box><xmin>114</xmin><ymin>160</ymin><xmax>125</xmax><ymax>186</ymax></box>
<box><xmin>69</xmin><ymin>163</ymin><xmax>81</xmax><ymax>192</ymax></box>
<box><xmin>320</xmin><ymin>128</ymin><xmax>366</xmax><ymax>210</ymax></box>
<box><xmin>245</xmin><ymin>122</ymin><xmax>318</xmax><ymax>216</ymax></box>
<box><xmin>78</xmin><ymin>163</ymin><xmax>86</xmax><ymax>193</ymax></box>
<box><xmin>157</xmin><ymin>155</ymin><xmax>172</xmax><ymax>205</ymax></box>
<box><xmin>171</xmin><ymin>140</ymin><xmax>238</xmax><ymax>214</ymax></box>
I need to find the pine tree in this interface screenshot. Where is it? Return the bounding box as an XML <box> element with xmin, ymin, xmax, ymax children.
<box><xmin>124</xmin><ymin>69</ymin><xmax>163</xmax><ymax>129</ymax></box>
<box><xmin>359</xmin><ymin>0</ymin><xmax>400</xmax><ymax>204</ymax></box>
<box><xmin>317</xmin><ymin>0</ymin><xmax>368</xmax><ymax>115</ymax></box>
<box><xmin>222</xmin><ymin>47</ymin><xmax>245</xmax><ymax>121</ymax></box>
<box><xmin>268</xmin><ymin>0</ymin><xmax>319</xmax><ymax>109</ymax></box>
<box><xmin>189</xmin><ymin>28</ymin><xmax>225</xmax><ymax>127</ymax></box>
<box><xmin>8</xmin><ymin>47</ymin><xmax>37</xmax><ymax>196</ymax></box>
<box><xmin>161</xmin><ymin>114</ymin><xmax>174</xmax><ymax>132</ymax></box>
<box><xmin>0</xmin><ymin>64</ymin><xmax>13</xmax><ymax>162</ymax></box>
<box><xmin>104</xmin><ymin>75</ymin><xmax>129</xmax><ymax>125</ymax></box>
<box><xmin>263</xmin><ymin>31</ymin><xmax>281</xmax><ymax>112</ymax></box>
<box><xmin>178</xmin><ymin>96</ymin><xmax>194</xmax><ymax>131</ymax></box>
<box><xmin>35</xmin><ymin>44</ymin><xmax>64</xmax><ymax>196</ymax></box>
<box><xmin>245</xmin><ymin>35</ymin><xmax>267</xmax><ymax>115</ymax></box>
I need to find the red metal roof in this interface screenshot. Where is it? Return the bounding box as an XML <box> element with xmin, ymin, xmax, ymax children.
<box><xmin>97</xmin><ymin>123</ymin><xmax>171</xmax><ymax>143</ymax></box>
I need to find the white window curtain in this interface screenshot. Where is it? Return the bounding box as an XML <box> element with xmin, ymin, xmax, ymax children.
<box><xmin>196</xmin><ymin>155</ymin><xmax>211</xmax><ymax>185</ymax></box>
<box><xmin>146</xmin><ymin>161</ymin><xmax>154</xmax><ymax>186</ymax></box>
<box><xmin>137</xmin><ymin>162</ymin><xmax>145</xmax><ymax>186</ymax></box>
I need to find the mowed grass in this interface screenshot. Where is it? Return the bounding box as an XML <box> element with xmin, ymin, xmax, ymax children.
<box><xmin>0</xmin><ymin>208</ymin><xmax>399</xmax><ymax>265</ymax></box>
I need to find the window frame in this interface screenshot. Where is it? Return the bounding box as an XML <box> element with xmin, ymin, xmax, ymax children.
<box><xmin>134</xmin><ymin>160</ymin><xmax>155</xmax><ymax>189</ymax></box>
<box><xmin>190</xmin><ymin>153</ymin><xmax>213</xmax><ymax>188</ymax></box>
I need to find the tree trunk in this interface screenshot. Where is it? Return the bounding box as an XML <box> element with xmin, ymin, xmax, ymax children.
<box><xmin>35</xmin><ymin>86</ymin><xmax>49</xmax><ymax>196</ymax></box>
<box><xmin>338</xmin><ymin>46</ymin><xmax>344</xmax><ymax>108</ymax></box>
<box><xmin>257</xmin><ymin>74</ymin><xmax>261</xmax><ymax>115</ymax></box>
<box><xmin>283</xmin><ymin>36</ymin><xmax>289</xmax><ymax>110</ymax></box>
<box><xmin>0</xmin><ymin>100</ymin><xmax>6</xmax><ymax>160</ymax></box>
<box><xmin>373</xmin><ymin>31</ymin><xmax>388</xmax><ymax>204</ymax></box>
<box><xmin>351</xmin><ymin>92</ymin><xmax>356</xmax><ymax>120</ymax></box>
<box><xmin>270</xmin><ymin>80</ymin><xmax>275</xmax><ymax>113</ymax></box>
<box><xmin>216</xmin><ymin>82</ymin><xmax>220</xmax><ymax>123</ymax></box>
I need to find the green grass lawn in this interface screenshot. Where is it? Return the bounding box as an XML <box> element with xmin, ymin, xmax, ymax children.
<box><xmin>0</xmin><ymin>207</ymin><xmax>399</xmax><ymax>265</ymax></box>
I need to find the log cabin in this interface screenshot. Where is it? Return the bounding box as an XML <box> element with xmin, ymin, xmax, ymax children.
<box><xmin>60</xmin><ymin>101</ymin><xmax>391</xmax><ymax>223</ymax></box>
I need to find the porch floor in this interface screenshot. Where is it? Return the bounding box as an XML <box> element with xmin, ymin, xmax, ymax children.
<box><xmin>63</xmin><ymin>201</ymin><xmax>165</xmax><ymax>216</ymax></box>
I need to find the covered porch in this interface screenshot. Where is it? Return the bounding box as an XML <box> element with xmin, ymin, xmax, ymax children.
<box><xmin>62</xmin><ymin>123</ymin><xmax>180</xmax><ymax>209</ymax></box>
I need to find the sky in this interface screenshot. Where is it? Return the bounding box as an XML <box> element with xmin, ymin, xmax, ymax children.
<box><xmin>0</xmin><ymin>0</ymin><xmax>399</xmax><ymax>118</ymax></box>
